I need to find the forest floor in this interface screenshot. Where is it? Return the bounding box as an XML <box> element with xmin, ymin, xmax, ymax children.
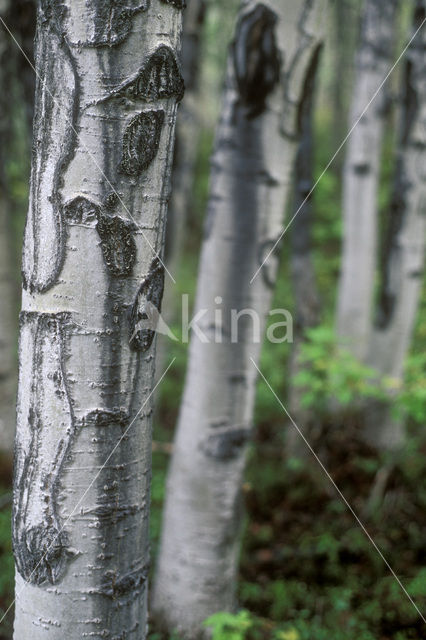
<box><xmin>240</xmin><ymin>422</ymin><xmax>426</xmax><ymax>640</ymax></box>
<box><xmin>147</xmin><ymin>407</ymin><xmax>426</xmax><ymax>640</ymax></box>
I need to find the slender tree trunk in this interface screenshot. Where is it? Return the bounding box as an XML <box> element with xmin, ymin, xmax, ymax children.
<box><xmin>156</xmin><ymin>0</ymin><xmax>207</xmax><ymax>375</ymax></box>
<box><xmin>8</xmin><ymin>0</ymin><xmax>37</xmax><ymax>133</ymax></box>
<box><xmin>0</xmin><ymin>185</ymin><xmax>15</xmax><ymax>459</ymax></box>
<box><xmin>364</xmin><ymin>0</ymin><xmax>426</xmax><ymax>448</ymax></box>
<box><xmin>13</xmin><ymin>2</ymin><xmax>182</xmax><ymax>638</ymax></box>
<box><xmin>163</xmin><ymin>0</ymin><xmax>206</xmax><ymax>272</ymax></box>
<box><xmin>286</xmin><ymin>45</ymin><xmax>322</xmax><ymax>458</ymax></box>
<box><xmin>0</xmin><ymin>0</ymin><xmax>17</xmax><ymax>461</ymax></box>
<box><xmin>336</xmin><ymin>0</ymin><xmax>399</xmax><ymax>361</ymax></box>
<box><xmin>153</xmin><ymin>1</ymin><xmax>325</xmax><ymax>635</ymax></box>
<box><xmin>331</xmin><ymin>0</ymin><xmax>361</xmax><ymax>167</ymax></box>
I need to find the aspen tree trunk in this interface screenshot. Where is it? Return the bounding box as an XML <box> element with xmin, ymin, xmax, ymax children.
<box><xmin>153</xmin><ymin>1</ymin><xmax>325</xmax><ymax>635</ymax></box>
<box><xmin>8</xmin><ymin>0</ymin><xmax>37</xmax><ymax>133</ymax></box>
<box><xmin>286</xmin><ymin>44</ymin><xmax>322</xmax><ymax>458</ymax></box>
<box><xmin>365</xmin><ymin>0</ymin><xmax>426</xmax><ymax>448</ymax></box>
<box><xmin>0</xmin><ymin>0</ymin><xmax>17</xmax><ymax>460</ymax></box>
<box><xmin>336</xmin><ymin>0</ymin><xmax>399</xmax><ymax>361</ymax></box>
<box><xmin>331</xmin><ymin>0</ymin><xmax>360</xmax><ymax>166</ymax></box>
<box><xmin>13</xmin><ymin>1</ymin><xmax>183</xmax><ymax>638</ymax></box>
<box><xmin>0</xmin><ymin>176</ymin><xmax>15</xmax><ymax>460</ymax></box>
<box><xmin>156</xmin><ymin>0</ymin><xmax>207</xmax><ymax>376</ymax></box>
<box><xmin>164</xmin><ymin>0</ymin><xmax>206</xmax><ymax>272</ymax></box>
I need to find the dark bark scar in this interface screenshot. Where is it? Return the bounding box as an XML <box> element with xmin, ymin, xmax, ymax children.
<box><xmin>128</xmin><ymin>257</ymin><xmax>165</xmax><ymax>352</ymax></box>
<box><xmin>200</xmin><ymin>426</ymin><xmax>251</xmax><ymax>461</ymax></box>
<box><xmin>159</xmin><ymin>0</ymin><xmax>186</xmax><ymax>9</ymax></box>
<box><xmin>119</xmin><ymin>110</ymin><xmax>165</xmax><ymax>176</ymax></box>
<box><xmin>100</xmin><ymin>46</ymin><xmax>184</xmax><ymax>104</ymax></box>
<box><xmin>13</xmin><ymin>312</ymin><xmax>77</xmax><ymax>586</ymax></box>
<box><xmin>232</xmin><ymin>4</ymin><xmax>281</xmax><ymax>118</ymax></box>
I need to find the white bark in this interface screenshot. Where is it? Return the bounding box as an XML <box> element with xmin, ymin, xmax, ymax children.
<box><xmin>336</xmin><ymin>0</ymin><xmax>399</xmax><ymax>361</ymax></box>
<box><xmin>153</xmin><ymin>1</ymin><xmax>325</xmax><ymax>635</ymax></box>
<box><xmin>13</xmin><ymin>2</ymin><xmax>182</xmax><ymax>638</ymax></box>
<box><xmin>365</xmin><ymin>0</ymin><xmax>426</xmax><ymax>447</ymax></box>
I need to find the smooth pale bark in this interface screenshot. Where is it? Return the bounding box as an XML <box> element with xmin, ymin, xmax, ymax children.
<box><xmin>13</xmin><ymin>2</ymin><xmax>182</xmax><ymax>639</ymax></box>
<box><xmin>0</xmin><ymin>0</ymin><xmax>17</xmax><ymax>459</ymax></box>
<box><xmin>365</xmin><ymin>0</ymin><xmax>426</xmax><ymax>448</ymax></box>
<box><xmin>286</xmin><ymin>45</ymin><xmax>322</xmax><ymax>458</ymax></box>
<box><xmin>153</xmin><ymin>0</ymin><xmax>326</xmax><ymax>635</ymax></box>
<box><xmin>336</xmin><ymin>0</ymin><xmax>399</xmax><ymax>361</ymax></box>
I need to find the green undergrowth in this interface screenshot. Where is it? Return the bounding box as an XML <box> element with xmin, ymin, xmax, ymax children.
<box><xmin>0</xmin><ymin>493</ymin><xmax>13</xmax><ymax>640</ymax></box>
<box><xmin>234</xmin><ymin>413</ymin><xmax>426</xmax><ymax>640</ymax></box>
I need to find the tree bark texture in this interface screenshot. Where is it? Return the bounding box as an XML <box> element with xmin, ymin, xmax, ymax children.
<box><xmin>153</xmin><ymin>1</ymin><xmax>326</xmax><ymax>635</ymax></box>
<box><xmin>365</xmin><ymin>0</ymin><xmax>426</xmax><ymax>447</ymax></box>
<box><xmin>336</xmin><ymin>0</ymin><xmax>399</xmax><ymax>361</ymax></box>
<box><xmin>13</xmin><ymin>1</ymin><xmax>183</xmax><ymax>638</ymax></box>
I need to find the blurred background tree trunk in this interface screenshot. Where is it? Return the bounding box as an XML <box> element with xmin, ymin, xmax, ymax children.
<box><xmin>12</xmin><ymin>1</ymin><xmax>182</xmax><ymax>637</ymax></box>
<box><xmin>336</xmin><ymin>0</ymin><xmax>399</xmax><ymax>361</ymax></box>
<box><xmin>0</xmin><ymin>0</ymin><xmax>15</xmax><ymax>461</ymax></box>
<box><xmin>156</xmin><ymin>0</ymin><xmax>207</xmax><ymax>374</ymax></box>
<box><xmin>365</xmin><ymin>0</ymin><xmax>426</xmax><ymax>448</ymax></box>
<box><xmin>331</xmin><ymin>0</ymin><xmax>362</xmax><ymax>170</ymax></box>
<box><xmin>0</xmin><ymin>0</ymin><xmax>35</xmax><ymax>466</ymax></box>
<box><xmin>152</xmin><ymin>0</ymin><xmax>326</xmax><ymax>635</ymax></box>
<box><xmin>286</xmin><ymin>45</ymin><xmax>322</xmax><ymax>458</ymax></box>
<box><xmin>8</xmin><ymin>0</ymin><xmax>36</xmax><ymax>131</ymax></box>
<box><xmin>0</xmin><ymin>150</ymin><xmax>15</xmax><ymax>462</ymax></box>
<box><xmin>163</xmin><ymin>0</ymin><xmax>207</xmax><ymax>275</ymax></box>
